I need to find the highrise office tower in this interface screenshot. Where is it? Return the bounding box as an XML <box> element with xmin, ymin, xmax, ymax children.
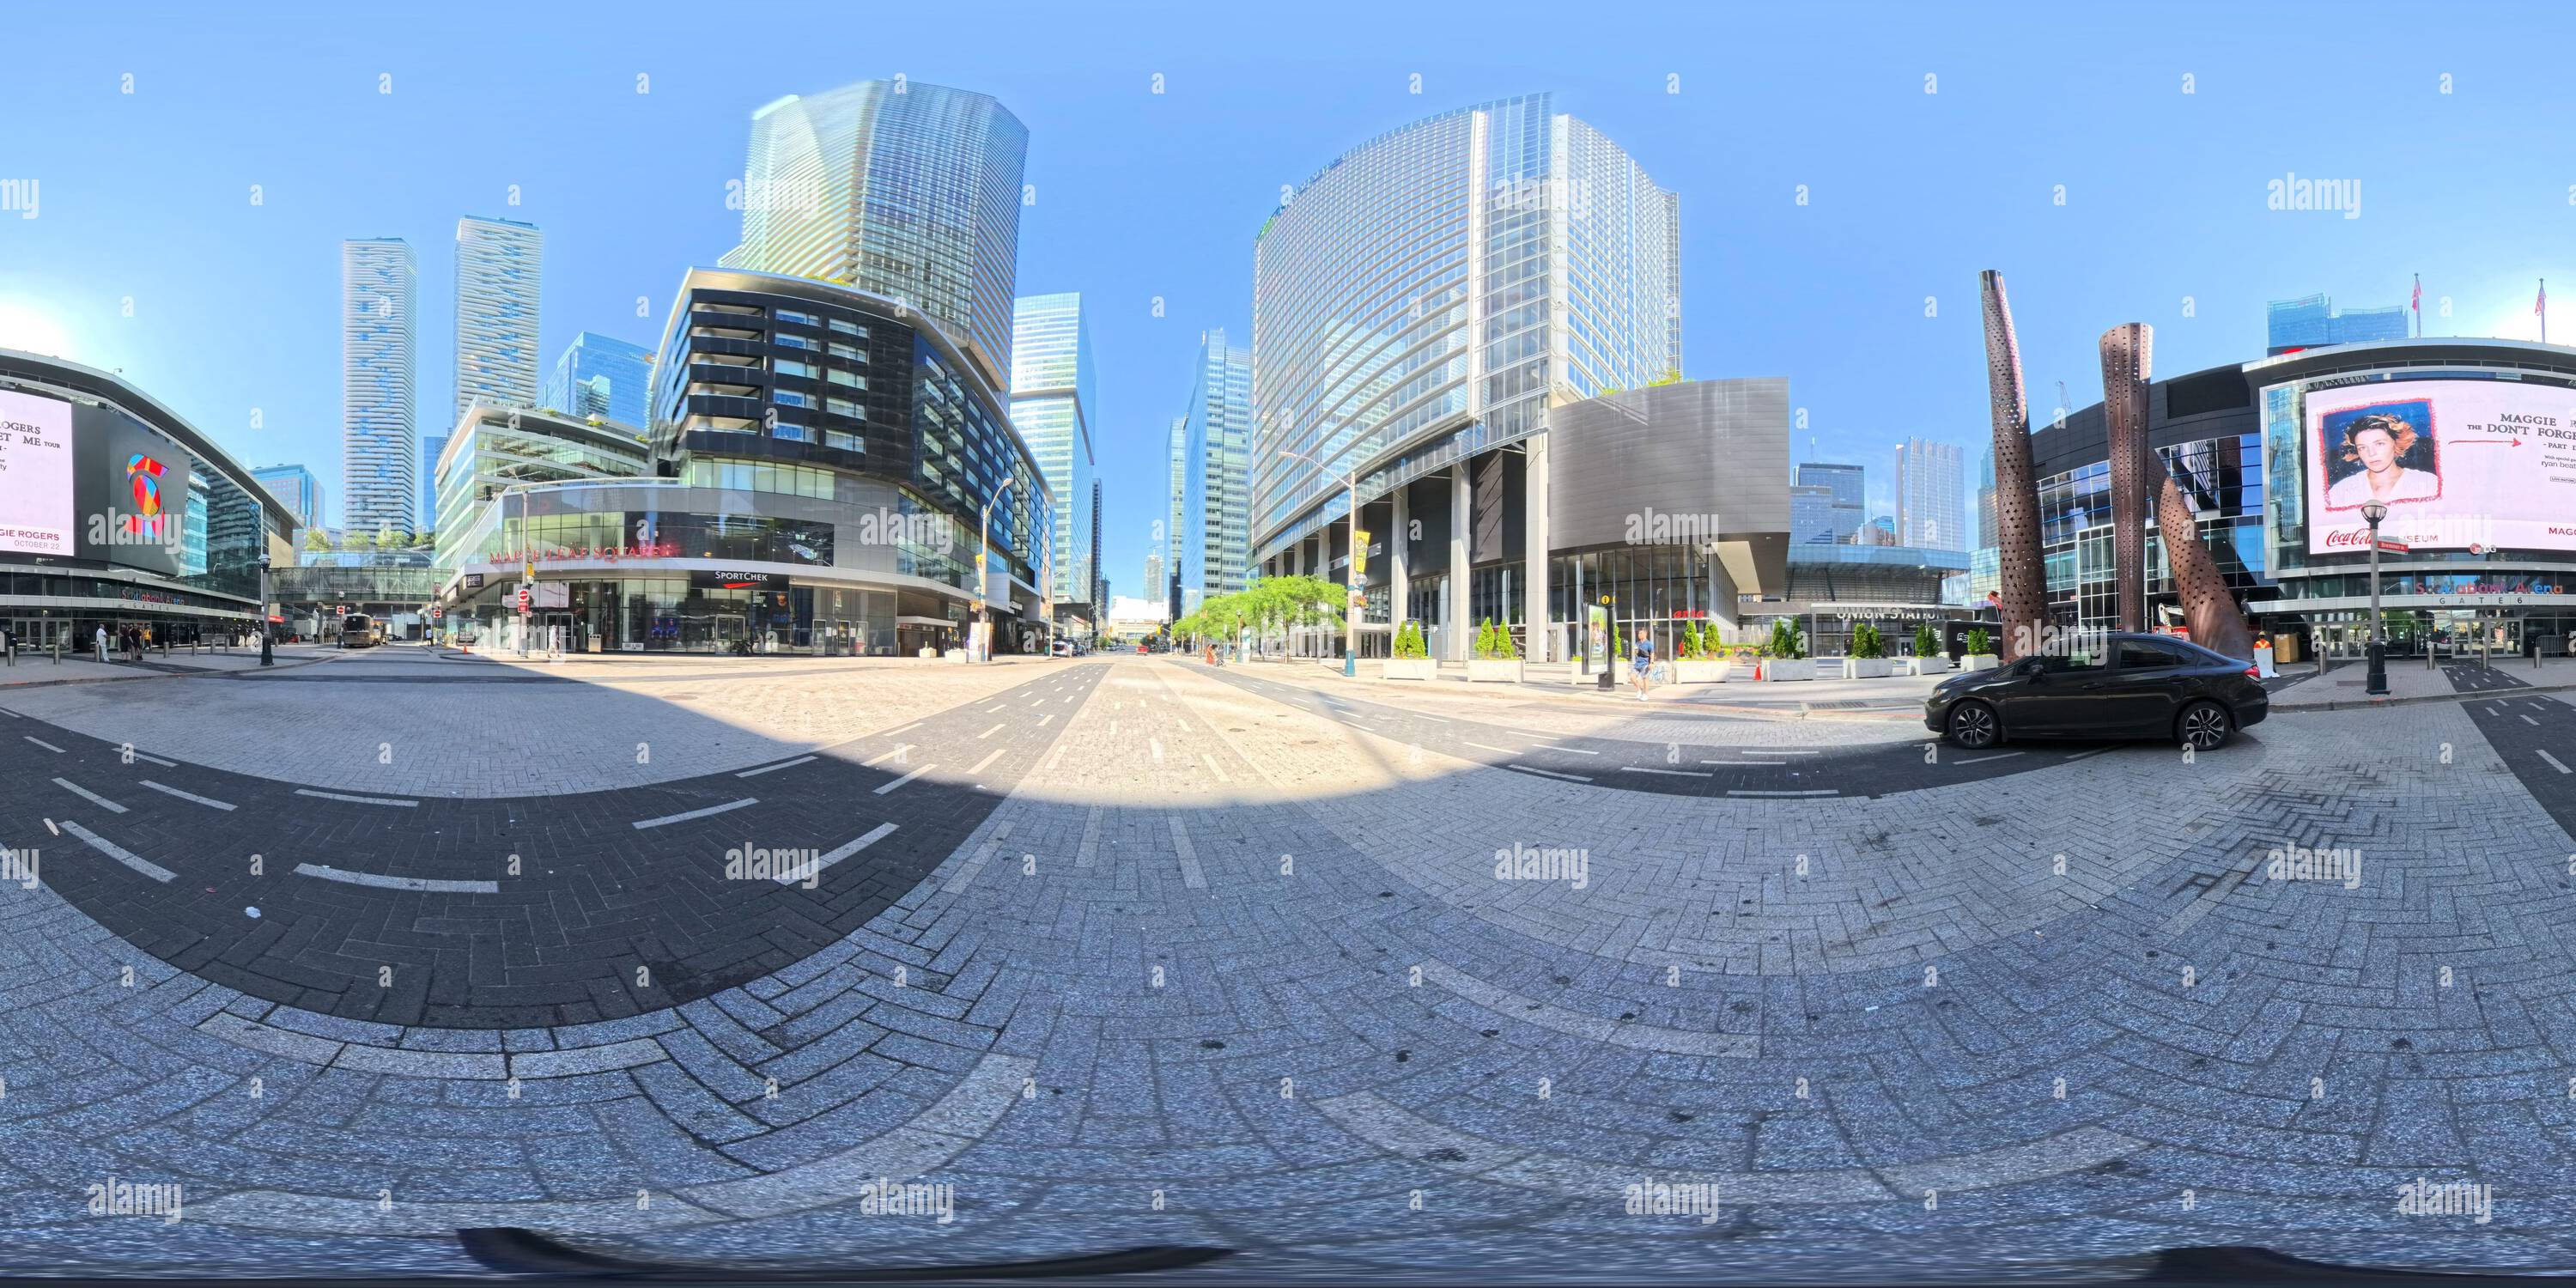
<box><xmin>341</xmin><ymin>238</ymin><xmax>418</xmax><ymax>536</ymax></box>
<box><xmin>1976</xmin><ymin>447</ymin><xmax>1997</xmax><ymax>550</ymax></box>
<box><xmin>1141</xmin><ymin>551</ymin><xmax>1163</xmax><ymax>604</ymax></box>
<box><xmin>2266</xmin><ymin>292</ymin><xmax>2409</xmax><ymax>355</ymax></box>
<box><xmin>1249</xmin><ymin>94</ymin><xmax>1680</xmax><ymax>566</ymax></box>
<box><xmin>1008</xmin><ymin>294</ymin><xmax>1097</xmax><ymax>606</ymax></box>
<box><xmin>420</xmin><ymin>434</ymin><xmax>447</xmax><ymax>532</ymax></box>
<box><xmin>1895</xmin><ymin>438</ymin><xmax>1965</xmax><ymax>550</ymax></box>
<box><xmin>250</xmin><ymin>464</ymin><xmax>325</xmax><ymax>533</ymax></box>
<box><xmin>720</xmin><ymin>79</ymin><xmax>1028</xmax><ymax>387</ymax></box>
<box><xmin>1090</xmin><ymin>477</ymin><xmax>1103</xmax><ymax>614</ymax></box>
<box><xmin>541</xmin><ymin>331</ymin><xmax>654</xmax><ymax>428</ymax></box>
<box><xmin>453</xmin><ymin>216</ymin><xmax>544</xmax><ymax>424</ymax></box>
<box><xmin>1794</xmin><ymin>462</ymin><xmax>1866</xmax><ymax>543</ymax></box>
<box><xmin>1179</xmin><ymin>330</ymin><xmax>1252</xmax><ymax>614</ymax></box>
<box><xmin>1165</xmin><ymin>415</ymin><xmax>1187</xmax><ymax>612</ymax></box>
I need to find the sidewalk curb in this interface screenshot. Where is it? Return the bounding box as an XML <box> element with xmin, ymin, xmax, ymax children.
<box><xmin>1176</xmin><ymin>659</ymin><xmax>1923</xmax><ymax>721</ymax></box>
<box><xmin>2272</xmin><ymin>676</ymin><xmax>2576</xmax><ymax>714</ymax></box>
<box><xmin>0</xmin><ymin>651</ymin><xmax>342</xmax><ymax>692</ymax></box>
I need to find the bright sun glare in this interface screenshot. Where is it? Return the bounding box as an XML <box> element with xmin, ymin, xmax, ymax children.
<box><xmin>0</xmin><ymin>298</ymin><xmax>76</xmax><ymax>358</ymax></box>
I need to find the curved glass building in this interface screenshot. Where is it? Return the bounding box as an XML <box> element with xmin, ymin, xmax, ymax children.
<box><xmin>720</xmin><ymin>79</ymin><xmax>1028</xmax><ymax>388</ymax></box>
<box><xmin>1249</xmin><ymin>95</ymin><xmax>1689</xmax><ymax>660</ymax></box>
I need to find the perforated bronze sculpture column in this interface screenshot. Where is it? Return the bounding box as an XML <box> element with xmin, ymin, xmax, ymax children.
<box><xmin>1981</xmin><ymin>270</ymin><xmax>2048</xmax><ymax>660</ymax></box>
<box><xmin>2100</xmin><ymin>324</ymin><xmax>2152</xmax><ymax>632</ymax></box>
<box><xmin>2156</xmin><ymin>455</ymin><xmax>2257</xmax><ymax>660</ymax></box>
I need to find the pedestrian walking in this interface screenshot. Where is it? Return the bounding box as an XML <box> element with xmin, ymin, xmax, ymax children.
<box><xmin>1631</xmin><ymin>627</ymin><xmax>1656</xmax><ymax>702</ymax></box>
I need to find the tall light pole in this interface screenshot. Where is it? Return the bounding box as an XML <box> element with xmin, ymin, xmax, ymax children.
<box><xmin>257</xmin><ymin>553</ymin><xmax>273</xmax><ymax>667</ymax></box>
<box><xmin>2360</xmin><ymin>499</ymin><xmax>2389</xmax><ymax>696</ymax></box>
<box><xmin>977</xmin><ymin>474</ymin><xmax>1014</xmax><ymax>663</ymax></box>
<box><xmin>1279</xmin><ymin>447</ymin><xmax>1359</xmax><ymax>677</ymax></box>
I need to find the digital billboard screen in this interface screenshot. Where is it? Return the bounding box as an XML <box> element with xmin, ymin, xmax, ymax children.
<box><xmin>0</xmin><ymin>388</ymin><xmax>76</xmax><ymax>556</ymax></box>
<box><xmin>2305</xmin><ymin>378</ymin><xmax>2576</xmax><ymax>555</ymax></box>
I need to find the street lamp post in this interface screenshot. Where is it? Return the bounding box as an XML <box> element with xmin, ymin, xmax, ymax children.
<box><xmin>258</xmin><ymin>554</ymin><xmax>273</xmax><ymax>667</ymax></box>
<box><xmin>2360</xmin><ymin>499</ymin><xmax>2389</xmax><ymax>696</ymax></box>
<box><xmin>977</xmin><ymin>475</ymin><xmax>1014</xmax><ymax>664</ymax></box>
<box><xmin>1280</xmin><ymin>448</ymin><xmax>1360</xmax><ymax>677</ymax></box>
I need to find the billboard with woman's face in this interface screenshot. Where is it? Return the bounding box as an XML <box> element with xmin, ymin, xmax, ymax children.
<box><xmin>2306</xmin><ymin>379</ymin><xmax>2576</xmax><ymax>554</ymax></box>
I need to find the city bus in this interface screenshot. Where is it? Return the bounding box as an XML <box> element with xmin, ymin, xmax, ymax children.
<box><xmin>340</xmin><ymin>613</ymin><xmax>381</xmax><ymax>648</ymax></box>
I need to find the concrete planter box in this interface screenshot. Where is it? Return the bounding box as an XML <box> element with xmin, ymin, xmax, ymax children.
<box><xmin>1467</xmin><ymin>659</ymin><xmax>1524</xmax><ymax>683</ymax></box>
<box><xmin>1963</xmin><ymin>653</ymin><xmax>2002</xmax><ymax>672</ymax></box>
<box><xmin>1760</xmin><ymin>658</ymin><xmax>1816</xmax><ymax>682</ymax></box>
<box><xmin>1383</xmin><ymin>658</ymin><xmax>1438</xmax><ymax>681</ymax></box>
<box><xmin>1842</xmin><ymin>657</ymin><xmax>1895</xmax><ymax>678</ymax></box>
<box><xmin>1908</xmin><ymin>655</ymin><xmax>1953</xmax><ymax>676</ymax></box>
<box><xmin>1672</xmin><ymin>659</ymin><xmax>1734</xmax><ymax>683</ymax></box>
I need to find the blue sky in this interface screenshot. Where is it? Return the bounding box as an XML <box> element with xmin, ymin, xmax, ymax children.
<box><xmin>5</xmin><ymin>1</ymin><xmax>2575</xmax><ymax>593</ymax></box>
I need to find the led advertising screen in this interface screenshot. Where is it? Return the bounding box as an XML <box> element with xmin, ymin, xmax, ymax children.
<box><xmin>2306</xmin><ymin>378</ymin><xmax>2576</xmax><ymax>555</ymax></box>
<box><xmin>0</xmin><ymin>388</ymin><xmax>76</xmax><ymax>556</ymax></box>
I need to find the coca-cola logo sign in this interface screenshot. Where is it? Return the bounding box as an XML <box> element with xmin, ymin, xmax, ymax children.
<box><xmin>2319</xmin><ymin>527</ymin><xmax>2372</xmax><ymax>550</ymax></box>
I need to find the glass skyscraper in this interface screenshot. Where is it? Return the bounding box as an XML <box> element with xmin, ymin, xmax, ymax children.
<box><xmin>541</xmin><ymin>331</ymin><xmax>654</xmax><ymax>428</ymax></box>
<box><xmin>1793</xmin><ymin>462</ymin><xmax>1865</xmax><ymax>543</ymax></box>
<box><xmin>1249</xmin><ymin>94</ymin><xmax>1681</xmax><ymax>561</ymax></box>
<box><xmin>250</xmin><ymin>464</ymin><xmax>324</xmax><ymax>533</ymax></box>
<box><xmin>341</xmin><ymin>237</ymin><xmax>417</xmax><ymax>536</ymax></box>
<box><xmin>1008</xmin><ymin>293</ymin><xmax>1097</xmax><ymax>606</ymax></box>
<box><xmin>1179</xmin><ymin>330</ymin><xmax>1252</xmax><ymax>614</ymax></box>
<box><xmin>453</xmin><ymin>216</ymin><xmax>544</xmax><ymax>423</ymax></box>
<box><xmin>1895</xmin><ymin>438</ymin><xmax>1965</xmax><ymax>551</ymax></box>
<box><xmin>720</xmin><ymin>79</ymin><xmax>1028</xmax><ymax>388</ymax></box>
<box><xmin>2266</xmin><ymin>292</ymin><xmax>2409</xmax><ymax>355</ymax></box>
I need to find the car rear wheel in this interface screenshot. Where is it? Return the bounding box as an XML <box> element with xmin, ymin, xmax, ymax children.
<box><xmin>1944</xmin><ymin>701</ymin><xmax>2001</xmax><ymax>750</ymax></box>
<box><xmin>2177</xmin><ymin>700</ymin><xmax>2232</xmax><ymax>750</ymax></box>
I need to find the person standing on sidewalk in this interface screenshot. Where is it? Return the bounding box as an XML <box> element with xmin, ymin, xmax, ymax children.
<box><xmin>94</xmin><ymin>624</ymin><xmax>108</xmax><ymax>663</ymax></box>
<box><xmin>1631</xmin><ymin>627</ymin><xmax>1656</xmax><ymax>701</ymax></box>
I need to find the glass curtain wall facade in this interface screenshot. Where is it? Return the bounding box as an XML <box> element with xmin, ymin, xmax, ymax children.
<box><xmin>719</xmin><ymin>79</ymin><xmax>1028</xmax><ymax>387</ymax></box>
<box><xmin>341</xmin><ymin>238</ymin><xmax>417</xmax><ymax>536</ymax></box>
<box><xmin>1249</xmin><ymin>94</ymin><xmax>1680</xmax><ymax>563</ymax></box>
<box><xmin>541</xmin><ymin>331</ymin><xmax>654</xmax><ymax>428</ymax></box>
<box><xmin>251</xmin><ymin>465</ymin><xmax>323</xmax><ymax>532</ymax></box>
<box><xmin>1008</xmin><ymin>293</ymin><xmax>1096</xmax><ymax>605</ymax></box>
<box><xmin>2033</xmin><ymin>431</ymin><xmax>2266</xmax><ymax>630</ymax></box>
<box><xmin>1178</xmin><ymin>330</ymin><xmax>1250</xmax><ymax>613</ymax></box>
<box><xmin>433</xmin><ymin>405</ymin><xmax>652</xmax><ymax>568</ymax></box>
<box><xmin>453</xmin><ymin>216</ymin><xmax>544</xmax><ymax>423</ymax></box>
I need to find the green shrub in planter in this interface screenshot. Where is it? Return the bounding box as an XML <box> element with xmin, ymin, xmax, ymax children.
<box><xmin>1964</xmin><ymin>627</ymin><xmax>1991</xmax><ymax>657</ymax></box>
<box><xmin>1850</xmin><ymin>623</ymin><xmax>1885</xmax><ymax>659</ymax></box>
<box><xmin>1394</xmin><ymin>621</ymin><xmax>1429</xmax><ymax>659</ymax></box>
<box><xmin>1766</xmin><ymin>619</ymin><xmax>1808</xmax><ymax>660</ymax></box>
<box><xmin>1913</xmin><ymin>623</ymin><xmax>1940</xmax><ymax>657</ymax></box>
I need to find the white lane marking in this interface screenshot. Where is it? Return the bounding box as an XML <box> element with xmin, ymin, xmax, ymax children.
<box><xmin>736</xmin><ymin>756</ymin><xmax>817</xmax><ymax>778</ymax></box>
<box><xmin>2538</xmin><ymin>750</ymin><xmax>2572</xmax><ymax>775</ymax></box>
<box><xmin>874</xmin><ymin>764</ymin><xmax>934</xmax><ymax>794</ymax></box>
<box><xmin>1506</xmin><ymin>764</ymin><xmax>1592</xmax><ymax>783</ymax></box>
<box><xmin>631</xmin><ymin>797</ymin><xmax>758</xmax><ymax>829</ymax></box>
<box><xmin>59</xmin><ymin>819</ymin><xmax>173</xmax><ymax>882</ymax></box>
<box><xmin>294</xmin><ymin>863</ymin><xmax>498</xmax><ymax>894</ymax></box>
<box><xmin>52</xmin><ymin>778</ymin><xmax>127</xmax><ymax>813</ymax></box>
<box><xmin>1953</xmin><ymin>751</ymin><xmax>2026</xmax><ymax>765</ymax></box>
<box><xmin>128</xmin><ymin>750</ymin><xmax>177</xmax><ymax>768</ymax></box>
<box><xmin>2522</xmin><ymin>714</ymin><xmax>2541</xmax><ymax>726</ymax></box>
<box><xmin>792</xmin><ymin>821</ymin><xmax>902</xmax><ymax>884</ymax></box>
<box><xmin>23</xmin><ymin>736</ymin><xmax>65</xmax><ymax>753</ymax></box>
<box><xmin>1412</xmin><ymin>714</ymin><xmax>1449</xmax><ymax>722</ymax></box>
<box><xmin>1728</xmin><ymin>750</ymin><xmax>1820</xmax><ymax>757</ymax></box>
<box><xmin>1167</xmin><ymin>816</ymin><xmax>1207</xmax><ymax>889</ymax></box>
<box><xmin>1527</xmin><ymin>742</ymin><xmax>1600</xmax><ymax>756</ymax></box>
<box><xmin>1728</xmin><ymin>788</ymin><xmax>1836</xmax><ymax>797</ymax></box>
<box><xmin>976</xmin><ymin>724</ymin><xmax>1005</xmax><ymax>739</ymax></box>
<box><xmin>295</xmin><ymin>787</ymin><xmax>419</xmax><ymax>807</ymax></box>
<box><xmin>1037</xmin><ymin>714</ymin><xmax>1055</xmax><ymax>726</ymax></box>
<box><xmin>1619</xmin><ymin>766</ymin><xmax>1710</xmax><ymax>778</ymax></box>
<box><xmin>1462</xmin><ymin>740</ymin><xmax>1523</xmax><ymax>755</ymax></box>
<box><xmin>1150</xmin><ymin>738</ymin><xmax>1164</xmax><ymax>762</ymax></box>
<box><xmin>986</xmin><ymin>706</ymin><xmax>1006</xmax><ymax>714</ymax></box>
<box><xmin>862</xmin><ymin>744</ymin><xmax>913</xmax><ymax>767</ymax></box>
<box><xmin>885</xmin><ymin>721</ymin><xmax>923</xmax><ymax>735</ymax></box>
<box><xmin>1202</xmin><ymin>753</ymin><xmax>1230</xmax><ymax>783</ymax></box>
<box><xmin>139</xmin><ymin>780</ymin><xmax>235</xmax><ymax>811</ymax></box>
<box><xmin>1064</xmin><ymin>694</ymin><xmax>1077</xmax><ymax>703</ymax></box>
<box><xmin>966</xmin><ymin>747</ymin><xmax>1005</xmax><ymax>775</ymax></box>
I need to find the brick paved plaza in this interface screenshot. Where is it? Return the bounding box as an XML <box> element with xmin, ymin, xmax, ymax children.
<box><xmin>2</xmin><ymin>647</ymin><xmax>2572</xmax><ymax>1278</ymax></box>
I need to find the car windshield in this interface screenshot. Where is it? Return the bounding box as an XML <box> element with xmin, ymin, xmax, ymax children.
<box><xmin>4</xmin><ymin>3</ymin><xmax>2558</xmax><ymax>1285</ymax></box>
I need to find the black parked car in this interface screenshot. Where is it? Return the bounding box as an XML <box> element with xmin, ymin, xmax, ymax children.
<box><xmin>1925</xmin><ymin>632</ymin><xmax>2268</xmax><ymax>750</ymax></box>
